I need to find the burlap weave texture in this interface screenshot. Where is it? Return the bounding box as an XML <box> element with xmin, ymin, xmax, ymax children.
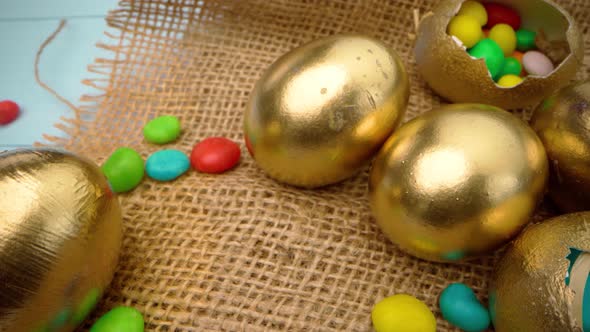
<box><xmin>46</xmin><ymin>0</ymin><xmax>590</xmax><ymax>330</ymax></box>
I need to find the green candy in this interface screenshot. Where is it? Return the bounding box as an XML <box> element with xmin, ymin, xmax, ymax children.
<box><xmin>89</xmin><ymin>307</ymin><xmax>144</xmax><ymax>332</ymax></box>
<box><xmin>101</xmin><ymin>147</ymin><xmax>144</xmax><ymax>193</ymax></box>
<box><xmin>440</xmin><ymin>283</ymin><xmax>490</xmax><ymax>332</ymax></box>
<box><xmin>72</xmin><ymin>288</ymin><xmax>101</xmax><ymax>325</ymax></box>
<box><xmin>499</xmin><ymin>57</ymin><xmax>522</xmax><ymax>77</ymax></box>
<box><xmin>516</xmin><ymin>29</ymin><xmax>536</xmax><ymax>52</ymax></box>
<box><xmin>143</xmin><ymin>115</ymin><xmax>181</xmax><ymax>144</ymax></box>
<box><xmin>468</xmin><ymin>39</ymin><xmax>505</xmax><ymax>80</ymax></box>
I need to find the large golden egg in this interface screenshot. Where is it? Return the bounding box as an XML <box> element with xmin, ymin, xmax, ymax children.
<box><xmin>0</xmin><ymin>148</ymin><xmax>123</xmax><ymax>331</ymax></box>
<box><xmin>414</xmin><ymin>0</ymin><xmax>583</xmax><ymax>110</ymax></box>
<box><xmin>489</xmin><ymin>212</ymin><xmax>590</xmax><ymax>331</ymax></box>
<box><xmin>369</xmin><ymin>104</ymin><xmax>548</xmax><ymax>262</ymax></box>
<box><xmin>244</xmin><ymin>34</ymin><xmax>409</xmax><ymax>188</ymax></box>
<box><xmin>530</xmin><ymin>80</ymin><xmax>590</xmax><ymax>213</ymax></box>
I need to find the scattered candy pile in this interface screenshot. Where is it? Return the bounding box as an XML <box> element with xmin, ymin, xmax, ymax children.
<box><xmin>439</xmin><ymin>283</ymin><xmax>490</xmax><ymax>332</ymax></box>
<box><xmin>101</xmin><ymin>115</ymin><xmax>241</xmax><ymax>193</ymax></box>
<box><xmin>448</xmin><ymin>1</ymin><xmax>556</xmax><ymax>87</ymax></box>
<box><xmin>0</xmin><ymin>100</ymin><xmax>20</xmax><ymax>125</ymax></box>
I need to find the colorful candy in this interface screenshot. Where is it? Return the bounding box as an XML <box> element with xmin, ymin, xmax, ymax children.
<box><xmin>191</xmin><ymin>137</ymin><xmax>241</xmax><ymax>174</ymax></box>
<box><xmin>457</xmin><ymin>0</ymin><xmax>488</xmax><ymax>26</ymax></box>
<box><xmin>499</xmin><ymin>57</ymin><xmax>522</xmax><ymax>77</ymax></box>
<box><xmin>101</xmin><ymin>147</ymin><xmax>145</xmax><ymax>193</ymax></box>
<box><xmin>484</xmin><ymin>2</ymin><xmax>521</xmax><ymax>30</ymax></box>
<box><xmin>468</xmin><ymin>38</ymin><xmax>505</xmax><ymax>79</ymax></box>
<box><xmin>146</xmin><ymin>149</ymin><xmax>190</xmax><ymax>181</ymax></box>
<box><xmin>371</xmin><ymin>294</ymin><xmax>436</xmax><ymax>332</ymax></box>
<box><xmin>489</xmin><ymin>23</ymin><xmax>516</xmax><ymax>56</ymax></box>
<box><xmin>448</xmin><ymin>1</ymin><xmax>558</xmax><ymax>87</ymax></box>
<box><xmin>523</xmin><ymin>50</ymin><xmax>555</xmax><ymax>76</ymax></box>
<box><xmin>448</xmin><ymin>15</ymin><xmax>483</xmax><ymax>48</ymax></box>
<box><xmin>143</xmin><ymin>115</ymin><xmax>181</xmax><ymax>144</ymax></box>
<box><xmin>497</xmin><ymin>74</ymin><xmax>523</xmax><ymax>88</ymax></box>
<box><xmin>439</xmin><ymin>283</ymin><xmax>490</xmax><ymax>332</ymax></box>
<box><xmin>0</xmin><ymin>100</ymin><xmax>20</xmax><ymax>125</ymax></box>
<box><xmin>516</xmin><ymin>29</ymin><xmax>537</xmax><ymax>51</ymax></box>
<box><xmin>89</xmin><ymin>306</ymin><xmax>144</xmax><ymax>332</ymax></box>
<box><xmin>72</xmin><ymin>288</ymin><xmax>101</xmax><ymax>325</ymax></box>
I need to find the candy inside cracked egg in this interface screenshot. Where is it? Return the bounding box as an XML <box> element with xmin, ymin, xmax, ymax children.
<box><xmin>414</xmin><ymin>0</ymin><xmax>584</xmax><ymax>109</ymax></box>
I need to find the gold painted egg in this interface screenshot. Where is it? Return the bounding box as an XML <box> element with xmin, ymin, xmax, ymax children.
<box><xmin>0</xmin><ymin>148</ymin><xmax>123</xmax><ymax>331</ymax></box>
<box><xmin>368</xmin><ymin>104</ymin><xmax>548</xmax><ymax>262</ymax></box>
<box><xmin>530</xmin><ymin>79</ymin><xmax>590</xmax><ymax>213</ymax></box>
<box><xmin>489</xmin><ymin>212</ymin><xmax>590</xmax><ymax>331</ymax></box>
<box><xmin>414</xmin><ymin>0</ymin><xmax>583</xmax><ymax>110</ymax></box>
<box><xmin>244</xmin><ymin>34</ymin><xmax>409</xmax><ymax>188</ymax></box>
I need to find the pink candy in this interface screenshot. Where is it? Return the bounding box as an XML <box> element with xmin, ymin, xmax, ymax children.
<box><xmin>522</xmin><ymin>51</ymin><xmax>555</xmax><ymax>77</ymax></box>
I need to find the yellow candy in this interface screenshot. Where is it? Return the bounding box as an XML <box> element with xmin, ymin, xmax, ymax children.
<box><xmin>457</xmin><ymin>0</ymin><xmax>488</xmax><ymax>26</ymax></box>
<box><xmin>371</xmin><ymin>294</ymin><xmax>437</xmax><ymax>332</ymax></box>
<box><xmin>447</xmin><ymin>15</ymin><xmax>483</xmax><ymax>48</ymax></box>
<box><xmin>497</xmin><ymin>74</ymin><xmax>523</xmax><ymax>87</ymax></box>
<box><xmin>489</xmin><ymin>23</ymin><xmax>517</xmax><ymax>56</ymax></box>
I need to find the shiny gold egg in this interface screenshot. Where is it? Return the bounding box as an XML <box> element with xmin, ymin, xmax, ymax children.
<box><xmin>244</xmin><ymin>34</ymin><xmax>409</xmax><ymax>188</ymax></box>
<box><xmin>414</xmin><ymin>0</ymin><xmax>584</xmax><ymax>110</ymax></box>
<box><xmin>368</xmin><ymin>104</ymin><xmax>548</xmax><ymax>262</ymax></box>
<box><xmin>530</xmin><ymin>79</ymin><xmax>590</xmax><ymax>213</ymax></box>
<box><xmin>0</xmin><ymin>148</ymin><xmax>123</xmax><ymax>331</ymax></box>
<box><xmin>489</xmin><ymin>212</ymin><xmax>590</xmax><ymax>331</ymax></box>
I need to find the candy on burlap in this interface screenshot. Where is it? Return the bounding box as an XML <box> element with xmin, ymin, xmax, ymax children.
<box><xmin>39</xmin><ymin>0</ymin><xmax>590</xmax><ymax>330</ymax></box>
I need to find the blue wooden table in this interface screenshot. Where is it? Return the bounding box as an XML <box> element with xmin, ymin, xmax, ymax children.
<box><xmin>0</xmin><ymin>0</ymin><xmax>119</xmax><ymax>150</ymax></box>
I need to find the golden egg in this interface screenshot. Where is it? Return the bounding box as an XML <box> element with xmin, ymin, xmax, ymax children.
<box><xmin>489</xmin><ymin>212</ymin><xmax>590</xmax><ymax>331</ymax></box>
<box><xmin>414</xmin><ymin>0</ymin><xmax>583</xmax><ymax>110</ymax></box>
<box><xmin>368</xmin><ymin>104</ymin><xmax>548</xmax><ymax>262</ymax></box>
<box><xmin>0</xmin><ymin>148</ymin><xmax>123</xmax><ymax>331</ymax></box>
<box><xmin>530</xmin><ymin>79</ymin><xmax>590</xmax><ymax>213</ymax></box>
<box><xmin>244</xmin><ymin>34</ymin><xmax>409</xmax><ymax>188</ymax></box>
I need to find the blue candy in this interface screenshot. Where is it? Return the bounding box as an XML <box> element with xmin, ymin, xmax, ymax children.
<box><xmin>146</xmin><ymin>149</ymin><xmax>190</xmax><ymax>181</ymax></box>
<box><xmin>440</xmin><ymin>283</ymin><xmax>490</xmax><ymax>332</ymax></box>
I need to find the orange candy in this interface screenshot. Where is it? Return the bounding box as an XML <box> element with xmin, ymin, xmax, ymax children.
<box><xmin>511</xmin><ymin>51</ymin><xmax>526</xmax><ymax>76</ymax></box>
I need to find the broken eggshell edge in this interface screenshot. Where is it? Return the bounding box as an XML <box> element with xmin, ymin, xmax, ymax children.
<box><xmin>414</xmin><ymin>0</ymin><xmax>584</xmax><ymax>110</ymax></box>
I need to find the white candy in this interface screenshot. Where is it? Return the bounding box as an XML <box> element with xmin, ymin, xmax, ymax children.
<box><xmin>523</xmin><ymin>50</ymin><xmax>555</xmax><ymax>76</ymax></box>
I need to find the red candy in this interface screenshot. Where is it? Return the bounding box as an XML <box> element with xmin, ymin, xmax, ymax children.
<box><xmin>190</xmin><ymin>137</ymin><xmax>241</xmax><ymax>173</ymax></box>
<box><xmin>0</xmin><ymin>100</ymin><xmax>20</xmax><ymax>125</ymax></box>
<box><xmin>484</xmin><ymin>3</ymin><xmax>521</xmax><ymax>30</ymax></box>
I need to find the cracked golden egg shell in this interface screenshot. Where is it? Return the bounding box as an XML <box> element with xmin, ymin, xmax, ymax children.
<box><xmin>414</xmin><ymin>0</ymin><xmax>583</xmax><ymax>110</ymax></box>
<box><xmin>244</xmin><ymin>34</ymin><xmax>409</xmax><ymax>188</ymax></box>
<box><xmin>530</xmin><ymin>80</ymin><xmax>590</xmax><ymax>213</ymax></box>
<box><xmin>368</xmin><ymin>104</ymin><xmax>548</xmax><ymax>262</ymax></box>
<box><xmin>489</xmin><ymin>212</ymin><xmax>590</xmax><ymax>332</ymax></box>
<box><xmin>0</xmin><ymin>148</ymin><xmax>122</xmax><ymax>331</ymax></box>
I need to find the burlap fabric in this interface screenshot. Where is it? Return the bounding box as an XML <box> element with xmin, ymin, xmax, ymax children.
<box><xmin>44</xmin><ymin>0</ymin><xmax>590</xmax><ymax>330</ymax></box>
